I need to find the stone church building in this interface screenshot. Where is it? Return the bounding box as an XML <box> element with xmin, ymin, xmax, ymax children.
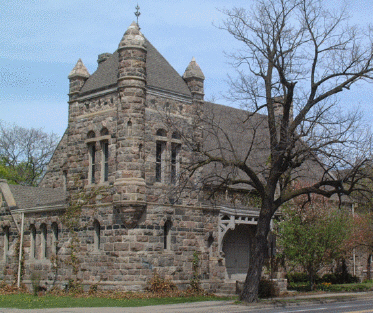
<box><xmin>0</xmin><ymin>22</ymin><xmax>367</xmax><ymax>292</ymax></box>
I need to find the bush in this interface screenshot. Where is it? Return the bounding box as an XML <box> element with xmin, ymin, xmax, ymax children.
<box><xmin>258</xmin><ymin>279</ymin><xmax>278</xmax><ymax>298</ymax></box>
<box><xmin>146</xmin><ymin>272</ymin><xmax>176</xmax><ymax>294</ymax></box>
<box><xmin>287</xmin><ymin>281</ymin><xmax>312</xmax><ymax>292</ymax></box>
<box><xmin>65</xmin><ymin>279</ymin><xmax>83</xmax><ymax>295</ymax></box>
<box><xmin>321</xmin><ymin>273</ymin><xmax>359</xmax><ymax>284</ymax></box>
<box><xmin>286</xmin><ymin>272</ymin><xmax>309</xmax><ymax>283</ymax></box>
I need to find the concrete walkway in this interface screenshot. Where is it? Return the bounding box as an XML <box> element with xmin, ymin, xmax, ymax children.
<box><xmin>1</xmin><ymin>291</ymin><xmax>372</xmax><ymax>313</ymax></box>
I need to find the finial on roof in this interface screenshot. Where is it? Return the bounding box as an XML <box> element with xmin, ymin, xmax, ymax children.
<box><xmin>68</xmin><ymin>59</ymin><xmax>90</xmax><ymax>79</ymax></box>
<box><xmin>134</xmin><ymin>3</ymin><xmax>141</xmax><ymax>28</ymax></box>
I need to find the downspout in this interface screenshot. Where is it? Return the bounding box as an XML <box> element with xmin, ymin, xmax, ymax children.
<box><xmin>17</xmin><ymin>212</ymin><xmax>24</xmax><ymax>288</ymax></box>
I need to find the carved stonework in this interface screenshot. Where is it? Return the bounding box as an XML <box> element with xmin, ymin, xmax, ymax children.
<box><xmin>114</xmin><ymin>202</ymin><xmax>146</xmax><ymax>228</ymax></box>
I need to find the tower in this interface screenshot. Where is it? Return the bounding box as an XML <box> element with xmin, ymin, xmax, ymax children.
<box><xmin>114</xmin><ymin>22</ymin><xmax>147</xmax><ymax>225</ymax></box>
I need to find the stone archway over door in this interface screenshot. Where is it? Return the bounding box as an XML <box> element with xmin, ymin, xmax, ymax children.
<box><xmin>222</xmin><ymin>224</ymin><xmax>256</xmax><ymax>280</ymax></box>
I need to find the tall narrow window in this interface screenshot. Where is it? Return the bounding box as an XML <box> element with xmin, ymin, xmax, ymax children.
<box><xmin>163</xmin><ymin>220</ymin><xmax>172</xmax><ymax>250</ymax></box>
<box><xmin>40</xmin><ymin>224</ymin><xmax>47</xmax><ymax>259</ymax></box>
<box><xmin>171</xmin><ymin>132</ymin><xmax>182</xmax><ymax>185</ymax></box>
<box><xmin>156</xmin><ymin>141</ymin><xmax>166</xmax><ymax>182</ymax></box>
<box><xmin>51</xmin><ymin>223</ymin><xmax>58</xmax><ymax>255</ymax></box>
<box><xmin>30</xmin><ymin>225</ymin><xmax>36</xmax><ymax>259</ymax></box>
<box><xmin>155</xmin><ymin>129</ymin><xmax>167</xmax><ymax>183</ymax></box>
<box><xmin>63</xmin><ymin>170</ymin><xmax>68</xmax><ymax>191</ymax></box>
<box><xmin>89</xmin><ymin>144</ymin><xmax>96</xmax><ymax>184</ymax></box>
<box><xmin>171</xmin><ymin>143</ymin><xmax>181</xmax><ymax>185</ymax></box>
<box><xmin>87</xmin><ymin>131</ymin><xmax>96</xmax><ymax>184</ymax></box>
<box><xmin>101</xmin><ymin>141</ymin><xmax>109</xmax><ymax>182</ymax></box>
<box><xmin>3</xmin><ymin>227</ymin><xmax>9</xmax><ymax>261</ymax></box>
<box><xmin>127</xmin><ymin>120</ymin><xmax>132</xmax><ymax>136</ymax></box>
<box><xmin>93</xmin><ymin>220</ymin><xmax>100</xmax><ymax>251</ymax></box>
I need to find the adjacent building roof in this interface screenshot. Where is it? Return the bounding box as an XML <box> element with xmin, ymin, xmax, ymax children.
<box><xmin>80</xmin><ymin>39</ymin><xmax>192</xmax><ymax>98</ymax></box>
<box><xmin>0</xmin><ymin>183</ymin><xmax>66</xmax><ymax>211</ymax></box>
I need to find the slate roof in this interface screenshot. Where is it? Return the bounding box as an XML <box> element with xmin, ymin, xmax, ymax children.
<box><xmin>7</xmin><ymin>185</ymin><xmax>66</xmax><ymax>210</ymax></box>
<box><xmin>201</xmin><ymin>102</ymin><xmax>328</xmax><ymax>189</ymax></box>
<box><xmin>80</xmin><ymin>39</ymin><xmax>192</xmax><ymax>98</ymax></box>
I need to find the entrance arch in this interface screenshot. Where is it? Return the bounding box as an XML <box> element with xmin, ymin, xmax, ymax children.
<box><xmin>222</xmin><ymin>224</ymin><xmax>256</xmax><ymax>280</ymax></box>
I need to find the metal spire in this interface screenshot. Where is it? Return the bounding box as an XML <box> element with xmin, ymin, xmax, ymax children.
<box><xmin>134</xmin><ymin>4</ymin><xmax>141</xmax><ymax>27</ymax></box>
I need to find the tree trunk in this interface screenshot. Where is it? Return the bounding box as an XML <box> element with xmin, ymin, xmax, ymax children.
<box><xmin>240</xmin><ymin>205</ymin><xmax>272</xmax><ymax>302</ymax></box>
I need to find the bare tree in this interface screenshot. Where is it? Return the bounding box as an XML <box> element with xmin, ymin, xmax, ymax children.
<box><xmin>0</xmin><ymin>122</ymin><xmax>59</xmax><ymax>186</ymax></box>
<box><xmin>175</xmin><ymin>0</ymin><xmax>373</xmax><ymax>302</ymax></box>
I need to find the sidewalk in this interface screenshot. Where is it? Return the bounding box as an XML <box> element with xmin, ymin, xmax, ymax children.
<box><xmin>1</xmin><ymin>291</ymin><xmax>372</xmax><ymax>313</ymax></box>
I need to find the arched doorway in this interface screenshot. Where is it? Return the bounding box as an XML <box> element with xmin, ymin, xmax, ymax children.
<box><xmin>222</xmin><ymin>224</ymin><xmax>256</xmax><ymax>280</ymax></box>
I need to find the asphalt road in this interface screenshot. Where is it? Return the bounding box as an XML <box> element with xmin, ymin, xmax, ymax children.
<box><xmin>1</xmin><ymin>294</ymin><xmax>373</xmax><ymax>313</ymax></box>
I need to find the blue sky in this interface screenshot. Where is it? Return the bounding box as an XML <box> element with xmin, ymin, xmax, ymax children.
<box><xmin>1</xmin><ymin>0</ymin><xmax>373</xmax><ymax>138</ymax></box>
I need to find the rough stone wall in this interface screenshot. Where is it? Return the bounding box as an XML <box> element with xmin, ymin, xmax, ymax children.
<box><xmin>0</xmin><ymin>202</ymin><xmax>226</xmax><ymax>292</ymax></box>
<box><xmin>65</xmin><ymin>91</ymin><xmax>119</xmax><ymax>190</ymax></box>
<box><xmin>0</xmin><ymin>207</ymin><xmax>20</xmax><ymax>283</ymax></box>
<box><xmin>40</xmin><ymin>132</ymin><xmax>68</xmax><ymax>188</ymax></box>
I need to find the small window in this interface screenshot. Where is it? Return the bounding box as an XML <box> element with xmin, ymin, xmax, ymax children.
<box><xmin>101</xmin><ymin>141</ymin><xmax>109</xmax><ymax>182</ymax></box>
<box><xmin>40</xmin><ymin>224</ymin><xmax>47</xmax><ymax>259</ymax></box>
<box><xmin>51</xmin><ymin>223</ymin><xmax>58</xmax><ymax>255</ymax></box>
<box><xmin>163</xmin><ymin>220</ymin><xmax>172</xmax><ymax>250</ymax></box>
<box><xmin>3</xmin><ymin>227</ymin><xmax>9</xmax><ymax>261</ymax></box>
<box><xmin>127</xmin><ymin>120</ymin><xmax>133</xmax><ymax>136</ymax></box>
<box><xmin>93</xmin><ymin>220</ymin><xmax>100</xmax><ymax>251</ymax></box>
<box><xmin>30</xmin><ymin>225</ymin><xmax>36</xmax><ymax>259</ymax></box>
<box><xmin>88</xmin><ymin>143</ymin><xmax>96</xmax><ymax>184</ymax></box>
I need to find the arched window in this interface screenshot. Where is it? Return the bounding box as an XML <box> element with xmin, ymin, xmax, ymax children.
<box><xmin>51</xmin><ymin>223</ymin><xmax>58</xmax><ymax>255</ymax></box>
<box><xmin>87</xmin><ymin>131</ymin><xmax>95</xmax><ymax>139</ymax></box>
<box><xmin>87</xmin><ymin>131</ymin><xmax>96</xmax><ymax>184</ymax></box>
<box><xmin>40</xmin><ymin>224</ymin><xmax>47</xmax><ymax>259</ymax></box>
<box><xmin>207</xmin><ymin>233</ymin><xmax>214</xmax><ymax>255</ymax></box>
<box><xmin>163</xmin><ymin>220</ymin><xmax>172</xmax><ymax>251</ymax></box>
<box><xmin>155</xmin><ymin>129</ymin><xmax>167</xmax><ymax>183</ymax></box>
<box><xmin>127</xmin><ymin>120</ymin><xmax>133</xmax><ymax>136</ymax></box>
<box><xmin>93</xmin><ymin>220</ymin><xmax>100</xmax><ymax>251</ymax></box>
<box><xmin>30</xmin><ymin>225</ymin><xmax>36</xmax><ymax>259</ymax></box>
<box><xmin>156</xmin><ymin>129</ymin><xmax>167</xmax><ymax>137</ymax></box>
<box><xmin>101</xmin><ymin>139</ymin><xmax>109</xmax><ymax>182</ymax></box>
<box><xmin>171</xmin><ymin>143</ymin><xmax>181</xmax><ymax>185</ymax></box>
<box><xmin>100</xmin><ymin>127</ymin><xmax>109</xmax><ymax>136</ymax></box>
<box><xmin>3</xmin><ymin>226</ymin><xmax>9</xmax><ymax>261</ymax></box>
<box><xmin>171</xmin><ymin>132</ymin><xmax>181</xmax><ymax>185</ymax></box>
<box><xmin>88</xmin><ymin>143</ymin><xmax>96</xmax><ymax>184</ymax></box>
<box><xmin>171</xmin><ymin>131</ymin><xmax>181</xmax><ymax>140</ymax></box>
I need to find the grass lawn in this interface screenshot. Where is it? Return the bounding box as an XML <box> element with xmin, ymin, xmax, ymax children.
<box><xmin>0</xmin><ymin>294</ymin><xmax>232</xmax><ymax>309</ymax></box>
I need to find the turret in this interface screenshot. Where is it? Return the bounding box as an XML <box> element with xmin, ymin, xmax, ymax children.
<box><xmin>183</xmin><ymin>57</ymin><xmax>205</xmax><ymax>101</ymax></box>
<box><xmin>114</xmin><ymin>22</ymin><xmax>147</xmax><ymax>222</ymax></box>
<box><xmin>117</xmin><ymin>21</ymin><xmax>147</xmax><ymax>91</ymax></box>
<box><xmin>68</xmin><ymin>59</ymin><xmax>89</xmax><ymax>101</ymax></box>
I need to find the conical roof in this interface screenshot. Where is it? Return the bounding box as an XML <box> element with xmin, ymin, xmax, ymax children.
<box><xmin>68</xmin><ymin>59</ymin><xmax>90</xmax><ymax>79</ymax></box>
<box><xmin>183</xmin><ymin>57</ymin><xmax>205</xmax><ymax>80</ymax></box>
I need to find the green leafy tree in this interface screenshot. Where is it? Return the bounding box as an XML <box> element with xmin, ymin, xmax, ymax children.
<box><xmin>0</xmin><ymin>122</ymin><xmax>59</xmax><ymax>186</ymax></box>
<box><xmin>277</xmin><ymin>195</ymin><xmax>353</xmax><ymax>289</ymax></box>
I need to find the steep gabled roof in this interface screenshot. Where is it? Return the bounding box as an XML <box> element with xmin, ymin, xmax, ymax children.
<box><xmin>80</xmin><ymin>39</ymin><xmax>192</xmax><ymax>98</ymax></box>
<box><xmin>200</xmin><ymin>102</ymin><xmax>329</xmax><ymax>189</ymax></box>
